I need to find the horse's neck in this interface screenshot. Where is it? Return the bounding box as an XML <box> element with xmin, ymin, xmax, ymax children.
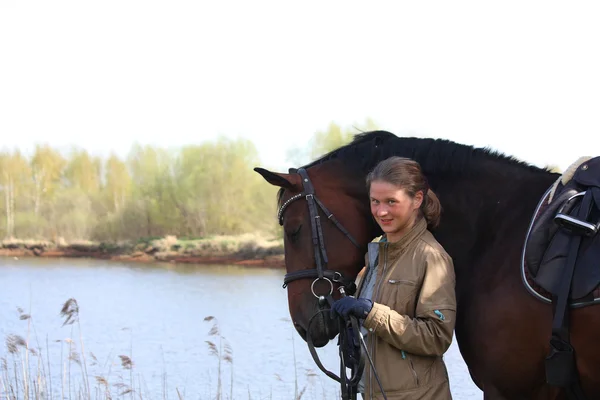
<box><xmin>343</xmin><ymin>159</ymin><xmax>556</xmax><ymax>272</ymax></box>
<box><xmin>431</xmin><ymin>166</ymin><xmax>557</xmax><ymax>277</ymax></box>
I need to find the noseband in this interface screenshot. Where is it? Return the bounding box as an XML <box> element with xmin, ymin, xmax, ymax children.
<box><xmin>278</xmin><ymin>168</ymin><xmax>361</xmax><ymax>297</ymax></box>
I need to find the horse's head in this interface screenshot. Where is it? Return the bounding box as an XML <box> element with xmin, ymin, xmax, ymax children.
<box><xmin>255</xmin><ymin>161</ymin><xmax>375</xmax><ymax>347</ymax></box>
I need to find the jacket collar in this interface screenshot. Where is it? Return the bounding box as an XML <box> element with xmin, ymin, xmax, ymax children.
<box><xmin>380</xmin><ymin>216</ymin><xmax>428</xmax><ymax>256</ymax></box>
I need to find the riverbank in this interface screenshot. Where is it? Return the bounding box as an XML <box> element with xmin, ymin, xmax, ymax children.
<box><xmin>0</xmin><ymin>234</ymin><xmax>285</xmax><ymax>268</ymax></box>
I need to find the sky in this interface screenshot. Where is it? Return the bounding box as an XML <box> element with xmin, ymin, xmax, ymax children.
<box><xmin>1</xmin><ymin>1</ymin><xmax>599</xmax><ymax>173</ymax></box>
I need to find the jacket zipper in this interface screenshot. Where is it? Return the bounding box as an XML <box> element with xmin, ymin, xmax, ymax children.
<box><xmin>370</xmin><ymin>242</ymin><xmax>388</xmax><ymax>399</ymax></box>
<box><xmin>407</xmin><ymin>354</ymin><xmax>420</xmax><ymax>386</ymax></box>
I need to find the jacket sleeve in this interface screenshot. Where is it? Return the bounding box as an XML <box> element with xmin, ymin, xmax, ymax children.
<box><xmin>362</xmin><ymin>249</ymin><xmax>456</xmax><ymax>356</ymax></box>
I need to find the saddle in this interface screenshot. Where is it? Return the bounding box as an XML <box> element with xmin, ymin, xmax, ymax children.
<box><xmin>524</xmin><ymin>156</ymin><xmax>600</xmax><ymax>300</ymax></box>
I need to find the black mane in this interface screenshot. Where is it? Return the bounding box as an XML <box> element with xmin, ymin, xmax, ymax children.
<box><xmin>276</xmin><ymin>130</ymin><xmax>552</xmax><ymax>206</ymax></box>
<box><xmin>303</xmin><ymin>130</ymin><xmax>549</xmax><ymax>176</ymax></box>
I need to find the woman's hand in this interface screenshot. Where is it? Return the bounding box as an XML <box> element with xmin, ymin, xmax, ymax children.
<box><xmin>331</xmin><ymin>297</ymin><xmax>373</xmax><ymax>319</ymax></box>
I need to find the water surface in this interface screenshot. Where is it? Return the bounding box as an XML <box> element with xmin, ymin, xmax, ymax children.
<box><xmin>0</xmin><ymin>257</ymin><xmax>482</xmax><ymax>399</ymax></box>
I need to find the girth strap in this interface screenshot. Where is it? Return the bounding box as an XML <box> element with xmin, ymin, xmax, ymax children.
<box><xmin>545</xmin><ymin>190</ymin><xmax>593</xmax><ymax>399</ymax></box>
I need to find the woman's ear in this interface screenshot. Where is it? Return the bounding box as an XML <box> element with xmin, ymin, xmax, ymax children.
<box><xmin>414</xmin><ymin>190</ymin><xmax>424</xmax><ymax>209</ymax></box>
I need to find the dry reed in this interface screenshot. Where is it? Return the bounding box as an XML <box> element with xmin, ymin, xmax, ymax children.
<box><xmin>0</xmin><ymin>301</ymin><xmax>338</xmax><ymax>399</ymax></box>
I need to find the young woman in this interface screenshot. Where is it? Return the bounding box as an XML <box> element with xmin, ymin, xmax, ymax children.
<box><xmin>332</xmin><ymin>156</ymin><xmax>457</xmax><ymax>400</ymax></box>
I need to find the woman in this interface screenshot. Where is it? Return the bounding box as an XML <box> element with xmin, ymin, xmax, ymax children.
<box><xmin>332</xmin><ymin>156</ymin><xmax>456</xmax><ymax>400</ymax></box>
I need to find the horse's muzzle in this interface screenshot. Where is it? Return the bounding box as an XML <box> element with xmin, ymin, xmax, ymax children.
<box><xmin>295</xmin><ymin>310</ymin><xmax>339</xmax><ymax>348</ymax></box>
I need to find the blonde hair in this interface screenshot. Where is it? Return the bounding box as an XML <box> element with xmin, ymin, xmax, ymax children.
<box><xmin>366</xmin><ymin>156</ymin><xmax>442</xmax><ymax>228</ymax></box>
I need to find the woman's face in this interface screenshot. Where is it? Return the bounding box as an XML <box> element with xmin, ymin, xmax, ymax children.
<box><xmin>369</xmin><ymin>180</ymin><xmax>423</xmax><ymax>242</ymax></box>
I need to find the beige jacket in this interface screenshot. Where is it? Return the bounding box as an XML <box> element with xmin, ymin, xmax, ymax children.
<box><xmin>356</xmin><ymin>217</ymin><xmax>457</xmax><ymax>400</ymax></box>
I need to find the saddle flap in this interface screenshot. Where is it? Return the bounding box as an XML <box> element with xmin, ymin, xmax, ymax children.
<box><xmin>535</xmin><ymin>197</ymin><xmax>600</xmax><ymax>298</ymax></box>
<box><xmin>572</xmin><ymin>226</ymin><xmax>600</xmax><ymax>298</ymax></box>
<box><xmin>525</xmin><ymin>187</ymin><xmax>578</xmax><ymax>276</ymax></box>
<box><xmin>524</xmin><ymin>156</ymin><xmax>600</xmax><ymax>300</ymax></box>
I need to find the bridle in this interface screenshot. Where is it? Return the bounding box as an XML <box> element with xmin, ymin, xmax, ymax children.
<box><xmin>278</xmin><ymin>167</ymin><xmax>383</xmax><ymax>400</ymax></box>
<box><xmin>278</xmin><ymin>167</ymin><xmax>388</xmax><ymax>400</ymax></box>
<box><xmin>278</xmin><ymin>167</ymin><xmax>361</xmax><ymax>298</ymax></box>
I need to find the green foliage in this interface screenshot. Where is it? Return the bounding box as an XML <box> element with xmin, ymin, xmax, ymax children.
<box><xmin>0</xmin><ymin>137</ymin><xmax>279</xmax><ymax>241</ymax></box>
<box><xmin>64</xmin><ymin>149</ymin><xmax>102</xmax><ymax>193</ymax></box>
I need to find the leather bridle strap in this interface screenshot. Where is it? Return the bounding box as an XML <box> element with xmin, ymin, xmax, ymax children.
<box><xmin>279</xmin><ymin>167</ymin><xmax>361</xmax><ymax>290</ymax></box>
<box><xmin>283</xmin><ymin>270</ymin><xmax>343</xmax><ymax>288</ymax></box>
<box><xmin>312</xmin><ymin>195</ymin><xmax>360</xmax><ymax>248</ymax></box>
<box><xmin>298</xmin><ymin>168</ymin><xmax>328</xmax><ymax>279</ymax></box>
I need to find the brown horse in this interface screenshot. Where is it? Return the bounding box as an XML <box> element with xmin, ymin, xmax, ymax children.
<box><xmin>255</xmin><ymin>131</ymin><xmax>600</xmax><ymax>399</ymax></box>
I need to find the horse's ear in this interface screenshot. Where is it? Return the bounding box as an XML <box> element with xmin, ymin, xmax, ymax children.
<box><xmin>254</xmin><ymin>167</ymin><xmax>295</xmax><ymax>190</ymax></box>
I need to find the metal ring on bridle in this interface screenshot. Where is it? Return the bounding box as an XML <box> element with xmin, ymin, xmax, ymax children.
<box><xmin>311</xmin><ymin>277</ymin><xmax>333</xmax><ymax>298</ymax></box>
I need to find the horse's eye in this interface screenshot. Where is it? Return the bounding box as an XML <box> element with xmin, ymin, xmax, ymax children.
<box><xmin>285</xmin><ymin>225</ymin><xmax>302</xmax><ymax>242</ymax></box>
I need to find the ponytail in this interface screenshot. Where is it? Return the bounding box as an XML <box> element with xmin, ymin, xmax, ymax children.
<box><xmin>422</xmin><ymin>189</ymin><xmax>442</xmax><ymax>229</ymax></box>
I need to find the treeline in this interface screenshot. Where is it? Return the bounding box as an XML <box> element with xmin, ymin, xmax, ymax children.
<box><xmin>0</xmin><ymin>119</ymin><xmax>377</xmax><ymax>242</ymax></box>
<box><xmin>0</xmin><ymin>138</ymin><xmax>280</xmax><ymax>241</ymax></box>
<box><xmin>4</xmin><ymin>118</ymin><xmax>562</xmax><ymax>243</ymax></box>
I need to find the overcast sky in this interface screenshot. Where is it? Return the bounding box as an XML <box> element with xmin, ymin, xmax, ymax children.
<box><xmin>1</xmin><ymin>1</ymin><xmax>599</xmax><ymax>172</ymax></box>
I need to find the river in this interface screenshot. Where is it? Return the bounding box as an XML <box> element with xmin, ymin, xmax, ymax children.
<box><xmin>0</xmin><ymin>257</ymin><xmax>482</xmax><ymax>399</ymax></box>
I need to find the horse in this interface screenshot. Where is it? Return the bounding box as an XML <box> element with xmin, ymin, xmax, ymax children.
<box><xmin>254</xmin><ymin>131</ymin><xmax>600</xmax><ymax>399</ymax></box>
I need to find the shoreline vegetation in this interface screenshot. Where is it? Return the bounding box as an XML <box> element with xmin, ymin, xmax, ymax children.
<box><xmin>0</xmin><ymin>234</ymin><xmax>285</xmax><ymax>268</ymax></box>
<box><xmin>2</xmin><ymin>298</ymin><xmax>328</xmax><ymax>400</ymax></box>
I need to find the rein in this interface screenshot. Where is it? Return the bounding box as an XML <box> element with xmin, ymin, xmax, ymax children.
<box><xmin>306</xmin><ymin>295</ymin><xmax>365</xmax><ymax>400</ymax></box>
<box><xmin>305</xmin><ymin>288</ymin><xmax>388</xmax><ymax>400</ymax></box>
<box><xmin>278</xmin><ymin>168</ymin><xmax>387</xmax><ymax>400</ymax></box>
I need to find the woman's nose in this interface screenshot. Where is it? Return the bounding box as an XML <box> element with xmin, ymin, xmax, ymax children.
<box><xmin>377</xmin><ymin>207</ymin><xmax>388</xmax><ymax>216</ymax></box>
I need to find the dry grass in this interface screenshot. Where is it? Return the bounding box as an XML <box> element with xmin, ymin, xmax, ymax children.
<box><xmin>1</xmin><ymin>299</ymin><xmax>139</xmax><ymax>400</ymax></box>
<box><xmin>1</xmin><ymin>300</ymin><xmax>335</xmax><ymax>400</ymax></box>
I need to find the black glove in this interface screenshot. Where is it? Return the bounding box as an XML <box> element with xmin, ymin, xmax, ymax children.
<box><xmin>331</xmin><ymin>297</ymin><xmax>373</xmax><ymax>319</ymax></box>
